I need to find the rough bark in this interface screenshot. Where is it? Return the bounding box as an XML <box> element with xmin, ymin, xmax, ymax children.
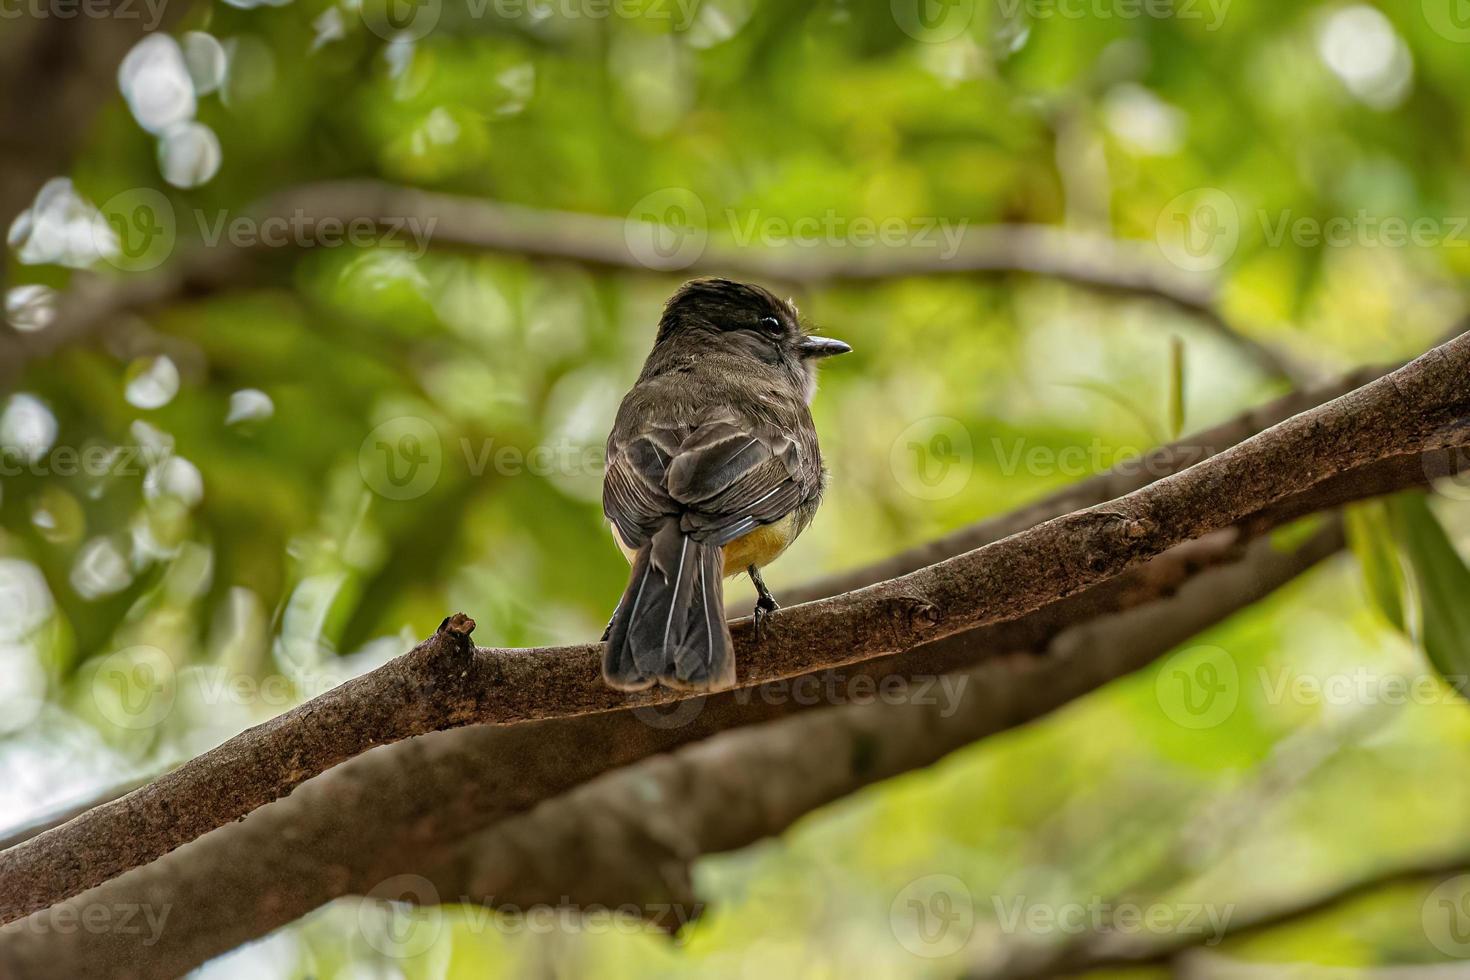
<box><xmin>0</xmin><ymin>525</ymin><xmax>1342</xmax><ymax>979</ymax></box>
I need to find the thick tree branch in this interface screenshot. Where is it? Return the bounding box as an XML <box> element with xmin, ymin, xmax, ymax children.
<box><xmin>0</xmin><ymin>777</ymin><xmax>150</xmax><ymax>856</ymax></box>
<box><xmin>0</xmin><ymin>365</ymin><xmax>1398</xmax><ymax>857</ymax></box>
<box><xmin>0</xmin><ymin>524</ymin><xmax>1344</xmax><ymax>979</ymax></box>
<box><xmin>2</xmin><ymin>332</ymin><xmax>1468</xmax><ymax>926</ymax></box>
<box><xmin>786</xmin><ymin>365</ymin><xmax>1389</xmax><ymax>604</ymax></box>
<box><xmin>427</xmin><ymin>523</ymin><xmax>1346</xmax><ymax>916</ymax></box>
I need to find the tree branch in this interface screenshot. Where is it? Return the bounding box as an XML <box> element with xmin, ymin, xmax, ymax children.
<box><xmin>1037</xmin><ymin>853</ymin><xmax>1470</xmax><ymax>978</ymax></box>
<box><xmin>5</xmin><ymin>179</ymin><xmax>1306</xmax><ymax>387</ymax></box>
<box><xmin>2</xmin><ymin>331</ymin><xmax>1467</xmax><ymax>925</ymax></box>
<box><xmin>0</xmin><ymin>365</ymin><xmax>1397</xmax><ymax>856</ymax></box>
<box><xmin>0</xmin><ymin>523</ymin><xmax>1344</xmax><ymax>979</ymax></box>
<box><xmin>785</xmin><ymin>365</ymin><xmax>1390</xmax><ymax>604</ymax></box>
<box><xmin>427</xmin><ymin>522</ymin><xmax>1346</xmax><ymax>917</ymax></box>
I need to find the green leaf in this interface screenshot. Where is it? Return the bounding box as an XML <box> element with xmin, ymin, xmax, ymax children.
<box><xmin>1167</xmin><ymin>335</ymin><xmax>1186</xmax><ymax>440</ymax></box>
<box><xmin>1345</xmin><ymin>501</ymin><xmax>1406</xmax><ymax>631</ymax></box>
<box><xmin>1387</xmin><ymin>494</ymin><xmax>1470</xmax><ymax>697</ymax></box>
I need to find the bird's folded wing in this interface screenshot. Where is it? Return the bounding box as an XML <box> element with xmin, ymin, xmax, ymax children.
<box><xmin>603</xmin><ymin>414</ymin><xmax>808</xmax><ymax>551</ymax></box>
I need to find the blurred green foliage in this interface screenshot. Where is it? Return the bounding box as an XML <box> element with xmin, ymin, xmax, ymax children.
<box><xmin>6</xmin><ymin>0</ymin><xmax>1470</xmax><ymax>975</ymax></box>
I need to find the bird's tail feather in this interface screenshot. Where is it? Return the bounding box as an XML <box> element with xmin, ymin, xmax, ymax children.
<box><xmin>603</xmin><ymin>520</ymin><xmax>734</xmax><ymax>691</ymax></box>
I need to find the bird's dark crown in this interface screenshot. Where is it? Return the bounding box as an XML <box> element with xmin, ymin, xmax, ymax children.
<box><xmin>655</xmin><ymin>278</ymin><xmax>801</xmax><ymax>345</ymax></box>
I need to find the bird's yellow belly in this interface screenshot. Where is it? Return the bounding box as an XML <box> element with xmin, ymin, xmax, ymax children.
<box><xmin>609</xmin><ymin>515</ymin><xmax>798</xmax><ymax>577</ymax></box>
<box><xmin>721</xmin><ymin>514</ymin><xmax>796</xmax><ymax>576</ymax></box>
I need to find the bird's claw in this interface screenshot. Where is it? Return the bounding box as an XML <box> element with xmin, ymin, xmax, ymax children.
<box><xmin>752</xmin><ymin>593</ymin><xmax>780</xmax><ymax>643</ymax></box>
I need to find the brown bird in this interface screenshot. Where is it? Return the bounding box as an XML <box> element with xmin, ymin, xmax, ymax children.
<box><xmin>601</xmin><ymin>278</ymin><xmax>851</xmax><ymax>691</ymax></box>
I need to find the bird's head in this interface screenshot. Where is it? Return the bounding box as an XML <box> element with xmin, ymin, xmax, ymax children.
<box><xmin>654</xmin><ymin>278</ymin><xmax>852</xmax><ymax>402</ymax></box>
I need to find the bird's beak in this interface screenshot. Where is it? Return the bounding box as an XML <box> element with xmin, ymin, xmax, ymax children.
<box><xmin>797</xmin><ymin>336</ymin><xmax>852</xmax><ymax>359</ymax></box>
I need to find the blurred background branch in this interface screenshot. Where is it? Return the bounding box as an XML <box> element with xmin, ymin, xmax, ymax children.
<box><xmin>2</xmin><ymin>180</ymin><xmax>1309</xmax><ymax>390</ymax></box>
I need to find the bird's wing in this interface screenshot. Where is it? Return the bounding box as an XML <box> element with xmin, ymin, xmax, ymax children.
<box><xmin>603</xmin><ymin>423</ymin><xmax>682</xmax><ymax>550</ymax></box>
<box><xmin>664</xmin><ymin>416</ymin><xmax>809</xmax><ymax>545</ymax></box>
<box><xmin>603</xmin><ymin>411</ymin><xmax>813</xmax><ymax>549</ymax></box>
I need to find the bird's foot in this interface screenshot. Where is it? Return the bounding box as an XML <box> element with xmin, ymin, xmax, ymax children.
<box><xmin>749</xmin><ymin>565</ymin><xmax>780</xmax><ymax>643</ymax></box>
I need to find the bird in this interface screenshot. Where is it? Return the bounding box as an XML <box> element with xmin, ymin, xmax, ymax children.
<box><xmin>600</xmin><ymin>278</ymin><xmax>851</xmax><ymax>692</ymax></box>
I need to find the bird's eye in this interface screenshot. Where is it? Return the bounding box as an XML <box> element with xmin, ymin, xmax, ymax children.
<box><xmin>758</xmin><ymin>316</ymin><xmax>782</xmax><ymax>334</ymax></box>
